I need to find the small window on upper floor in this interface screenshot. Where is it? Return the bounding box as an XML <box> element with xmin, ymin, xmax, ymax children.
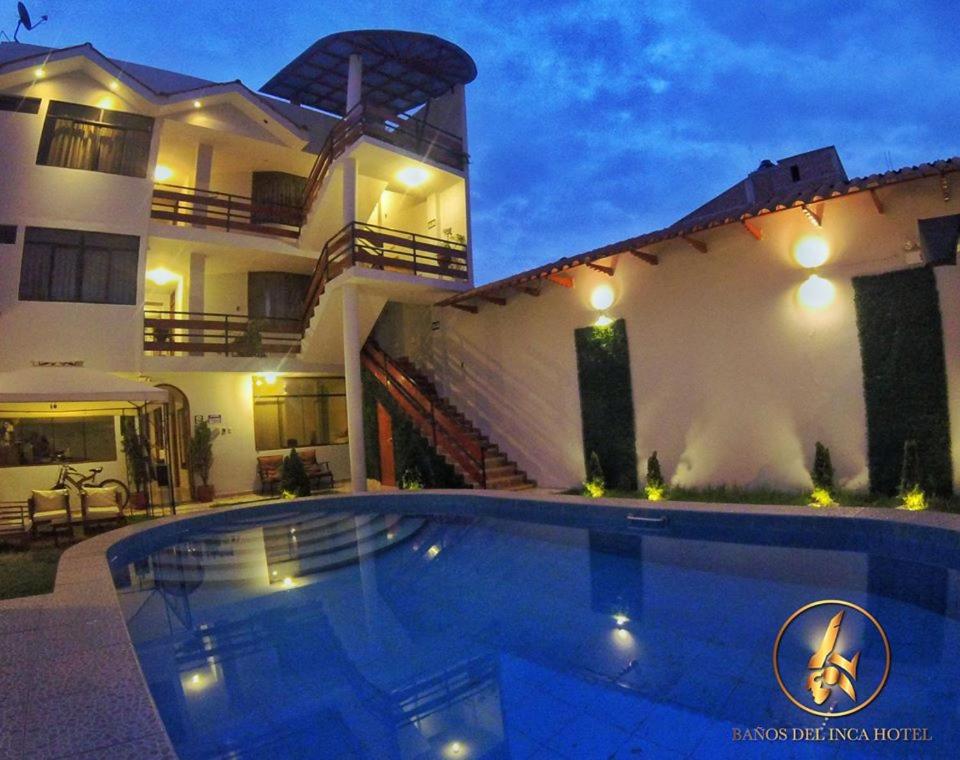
<box><xmin>36</xmin><ymin>101</ymin><xmax>154</xmax><ymax>178</ymax></box>
<box><xmin>0</xmin><ymin>225</ymin><xmax>16</xmax><ymax>244</ymax></box>
<box><xmin>0</xmin><ymin>94</ymin><xmax>41</xmax><ymax>114</ymax></box>
<box><xmin>790</xmin><ymin>164</ymin><xmax>801</xmax><ymax>182</ymax></box>
<box><xmin>18</xmin><ymin>227</ymin><xmax>140</xmax><ymax>305</ymax></box>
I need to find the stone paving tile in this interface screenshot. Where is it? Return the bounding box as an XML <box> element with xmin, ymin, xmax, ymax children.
<box><xmin>69</xmin><ymin>731</ymin><xmax>178</xmax><ymax>760</ymax></box>
<box><xmin>0</xmin><ymin>594</ymin><xmax>51</xmax><ymax>635</ymax></box>
<box><xmin>18</xmin><ymin>680</ymin><xmax>166</xmax><ymax>758</ymax></box>
<box><xmin>32</xmin><ymin>642</ymin><xmax>147</xmax><ymax>701</ymax></box>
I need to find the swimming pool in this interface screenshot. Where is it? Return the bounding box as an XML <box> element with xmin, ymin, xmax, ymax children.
<box><xmin>108</xmin><ymin>495</ymin><xmax>960</xmax><ymax>759</ymax></box>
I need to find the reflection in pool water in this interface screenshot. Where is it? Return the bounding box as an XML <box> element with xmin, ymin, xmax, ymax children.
<box><xmin>110</xmin><ymin>506</ymin><xmax>960</xmax><ymax>759</ymax></box>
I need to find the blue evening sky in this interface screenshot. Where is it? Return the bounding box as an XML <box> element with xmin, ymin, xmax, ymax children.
<box><xmin>10</xmin><ymin>1</ymin><xmax>960</xmax><ymax>284</ymax></box>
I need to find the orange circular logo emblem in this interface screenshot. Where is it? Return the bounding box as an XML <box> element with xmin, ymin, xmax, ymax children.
<box><xmin>773</xmin><ymin>599</ymin><xmax>891</xmax><ymax>717</ymax></box>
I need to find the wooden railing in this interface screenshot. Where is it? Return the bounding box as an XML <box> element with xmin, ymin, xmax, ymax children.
<box><xmin>301</xmin><ymin>221</ymin><xmax>469</xmax><ymax>329</ymax></box>
<box><xmin>362</xmin><ymin>341</ymin><xmax>487</xmax><ymax>487</ymax></box>
<box><xmin>143</xmin><ymin>310</ymin><xmax>302</xmax><ymax>356</ymax></box>
<box><xmin>301</xmin><ymin>102</ymin><xmax>468</xmax><ymax>214</ymax></box>
<box><xmin>151</xmin><ymin>184</ymin><xmax>304</xmax><ymax>239</ymax></box>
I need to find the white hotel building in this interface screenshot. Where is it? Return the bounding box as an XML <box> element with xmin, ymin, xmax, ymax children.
<box><xmin>3</xmin><ymin>29</ymin><xmax>960</xmax><ymax>508</ymax></box>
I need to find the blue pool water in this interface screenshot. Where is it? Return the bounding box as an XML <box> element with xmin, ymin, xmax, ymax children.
<box><xmin>109</xmin><ymin>499</ymin><xmax>960</xmax><ymax>759</ymax></box>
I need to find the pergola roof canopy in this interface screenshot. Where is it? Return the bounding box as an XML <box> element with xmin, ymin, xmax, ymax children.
<box><xmin>260</xmin><ymin>30</ymin><xmax>477</xmax><ymax>116</ymax></box>
<box><xmin>0</xmin><ymin>366</ymin><xmax>168</xmax><ymax>405</ymax></box>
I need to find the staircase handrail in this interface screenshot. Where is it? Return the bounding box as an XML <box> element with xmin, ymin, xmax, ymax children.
<box><xmin>362</xmin><ymin>341</ymin><xmax>487</xmax><ymax>487</ymax></box>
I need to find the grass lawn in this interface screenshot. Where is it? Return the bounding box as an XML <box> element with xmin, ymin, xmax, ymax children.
<box><xmin>0</xmin><ymin>544</ymin><xmax>65</xmax><ymax>600</ymax></box>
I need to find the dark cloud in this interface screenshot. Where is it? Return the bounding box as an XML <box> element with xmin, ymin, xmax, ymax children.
<box><xmin>27</xmin><ymin>0</ymin><xmax>960</xmax><ymax>284</ymax></box>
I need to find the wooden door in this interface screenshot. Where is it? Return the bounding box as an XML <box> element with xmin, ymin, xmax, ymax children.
<box><xmin>376</xmin><ymin>402</ymin><xmax>396</xmax><ymax>487</ymax></box>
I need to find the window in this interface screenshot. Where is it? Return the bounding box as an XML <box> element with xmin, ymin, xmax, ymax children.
<box><xmin>253</xmin><ymin>376</ymin><xmax>348</xmax><ymax>450</ymax></box>
<box><xmin>0</xmin><ymin>225</ymin><xmax>15</xmax><ymax>245</ymax></box>
<box><xmin>251</xmin><ymin>171</ymin><xmax>307</xmax><ymax>224</ymax></box>
<box><xmin>248</xmin><ymin>271</ymin><xmax>310</xmax><ymax>323</ymax></box>
<box><xmin>37</xmin><ymin>101</ymin><xmax>154</xmax><ymax>177</ymax></box>
<box><xmin>0</xmin><ymin>94</ymin><xmax>41</xmax><ymax>114</ymax></box>
<box><xmin>0</xmin><ymin>416</ymin><xmax>117</xmax><ymax>467</ymax></box>
<box><xmin>790</xmin><ymin>164</ymin><xmax>801</xmax><ymax>182</ymax></box>
<box><xmin>19</xmin><ymin>227</ymin><xmax>140</xmax><ymax>304</ymax></box>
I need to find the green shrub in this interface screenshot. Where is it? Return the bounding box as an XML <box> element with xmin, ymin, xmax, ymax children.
<box><xmin>811</xmin><ymin>442</ymin><xmax>834</xmax><ymax>492</ymax></box>
<box><xmin>400</xmin><ymin>467</ymin><xmax>424</xmax><ymax>490</ymax></box>
<box><xmin>281</xmin><ymin>448</ymin><xmax>312</xmax><ymax>497</ymax></box>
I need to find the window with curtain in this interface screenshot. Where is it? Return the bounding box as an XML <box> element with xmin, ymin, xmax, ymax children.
<box><xmin>248</xmin><ymin>271</ymin><xmax>310</xmax><ymax>323</ymax></box>
<box><xmin>37</xmin><ymin>101</ymin><xmax>154</xmax><ymax>177</ymax></box>
<box><xmin>0</xmin><ymin>416</ymin><xmax>116</xmax><ymax>467</ymax></box>
<box><xmin>18</xmin><ymin>227</ymin><xmax>140</xmax><ymax>304</ymax></box>
<box><xmin>251</xmin><ymin>171</ymin><xmax>307</xmax><ymax>224</ymax></box>
<box><xmin>253</xmin><ymin>376</ymin><xmax>348</xmax><ymax>450</ymax></box>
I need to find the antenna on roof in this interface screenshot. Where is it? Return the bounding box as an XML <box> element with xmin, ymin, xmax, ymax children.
<box><xmin>8</xmin><ymin>2</ymin><xmax>48</xmax><ymax>42</ymax></box>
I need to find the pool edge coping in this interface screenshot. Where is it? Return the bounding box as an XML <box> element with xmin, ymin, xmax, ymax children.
<box><xmin>4</xmin><ymin>490</ymin><xmax>960</xmax><ymax>758</ymax></box>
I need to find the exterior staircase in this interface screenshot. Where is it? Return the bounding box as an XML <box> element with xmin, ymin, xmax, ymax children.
<box><xmin>361</xmin><ymin>341</ymin><xmax>536</xmax><ymax>491</ymax></box>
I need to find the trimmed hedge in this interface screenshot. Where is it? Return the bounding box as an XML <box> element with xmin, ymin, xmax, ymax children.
<box><xmin>853</xmin><ymin>266</ymin><xmax>953</xmax><ymax>495</ymax></box>
<box><xmin>574</xmin><ymin>318</ymin><xmax>638</xmax><ymax>490</ymax></box>
<box><xmin>361</xmin><ymin>367</ymin><xmax>464</xmax><ymax>489</ymax></box>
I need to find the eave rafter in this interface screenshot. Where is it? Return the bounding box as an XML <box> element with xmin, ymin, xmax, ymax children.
<box><xmin>740</xmin><ymin>219</ymin><xmax>762</xmax><ymax>240</ymax></box>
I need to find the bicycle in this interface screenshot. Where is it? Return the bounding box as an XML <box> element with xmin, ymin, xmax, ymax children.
<box><xmin>52</xmin><ymin>464</ymin><xmax>131</xmax><ymax>509</ymax></box>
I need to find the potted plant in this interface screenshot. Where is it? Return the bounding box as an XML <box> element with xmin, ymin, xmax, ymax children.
<box><xmin>233</xmin><ymin>319</ymin><xmax>266</xmax><ymax>357</ymax></box>
<box><xmin>122</xmin><ymin>430</ymin><xmax>151</xmax><ymax>509</ymax></box>
<box><xmin>187</xmin><ymin>419</ymin><xmax>217</xmax><ymax>502</ymax></box>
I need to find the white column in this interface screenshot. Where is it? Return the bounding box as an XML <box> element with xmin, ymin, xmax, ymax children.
<box><xmin>342</xmin><ymin>157</ymin><xmax>357</xmax><ymax>226</ymax></box>
<box><xmin>455</xmin><ymin>85</ymin><xmax>476</xmax><ymax>286</ymax></box>
<box><xmin>346</xmin><ymin>54</ymin><xmax>363</xmax><ymax>113</ymax></box>
<box><xmin>342</xmin><ymin>283</ymin><xmax>367</xmax><ymax>492</ymax></box>
<box><xmin>195</xmin><ymin>143</ymin><xmax>213</xmax><ymax>189</ymax></box>
<box><xmin>188</xmin><ymin>253</ymin><xmax>205</xmax><ymax>312</ymax></box>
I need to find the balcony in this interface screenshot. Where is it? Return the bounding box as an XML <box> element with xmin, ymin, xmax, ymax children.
<box><xmin>143</xmin><ymin>311</ymin><xmax>301</xmax><ymax>356</ymax></box>
<box><xmin>150</xmin><ymin>184</ymin><xmax>304</xmax><ymax>240</ymax></box>
<box><xmin>303</xmin><ymin>104</ymin><xmax>468</xmax><ymax>210</ymax></box>
<box><xmin>303</xmin><ymin>221</ymin><xmax>469</xmax><ymax>315</ymax></box>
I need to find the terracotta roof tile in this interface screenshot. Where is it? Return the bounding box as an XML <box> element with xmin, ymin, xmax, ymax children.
<box><xmin>439</xmin><ymin>156</ymin><xmax>960</xmax><ymax>307</ymax></box>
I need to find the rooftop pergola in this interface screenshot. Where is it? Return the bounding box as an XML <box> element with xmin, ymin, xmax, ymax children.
<box><xmin>261</xmin><ymin>30</ymin><xmax>477</xmax><ymax>116</ymax></box>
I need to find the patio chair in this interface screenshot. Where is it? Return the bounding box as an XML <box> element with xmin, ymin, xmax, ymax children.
<box><xmin>257</xmin><ymin>454</ymin><xmax>283</xmax><ymax>495</ymax></box>
<box><xmin>0</xmin><ymin>502</ymin><xmax>31</xmax><ymax>547</ymax></box>
<box><xmin>28</xmin><ymin>489</ymin><xmax>72</xmax><ymax>545</ymax></box>
<box><xmin>298</xmin><ymin>449</ymin><xmax>336</xmax><ymax>490</ymax></box>
<box><xmin>80</xmin><ymin>486</ymin><xmax>125</xmax><ymax>532</ymax></box>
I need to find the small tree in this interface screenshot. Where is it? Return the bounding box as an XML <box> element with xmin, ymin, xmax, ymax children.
<box><xmin>583</xmin><ymin>451</ymin><xmax>605</xmax><ymax>498</ymax></box>
<box><xmin>899</xmin><ymin>439</ymin><xmax>922</xmax><ymax>494</ymax></box>
<box><xmin>281</xmin><ymin>448</ymin><xmax>312</xmax><ymax>497</ymax></box>
<box><xmin>187</xmin><ymin>420</ymin><xmax>215</xmax><ymax>487</ymax></box>
<box><xmin>400</xmin><ymin>466</ymin><xmax>424</xmax><ymax>490</ymax></box>
<box><xmin>812</xmin><ymin>442</ymin><xmax>835</xmax><ymax>492</ymax></box>
<box><xmin>122</xmin><ymin>430</ymin><xmax>151</xmax><ymax>494</ymax></box>
<box><xmin>645</xmin><ymin>451</ymin><xmax>665</xmax><ymax>500</ymax></box>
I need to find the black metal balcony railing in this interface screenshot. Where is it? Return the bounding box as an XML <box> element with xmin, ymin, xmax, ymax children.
<box><xmin>150</xmin><ymin>184</ymin><xmax>304</xmax><ymax>240</ymax></box>
<box><xmin>302</xmin><ymin>221</ymin><xmax>469</xmax><ymax>328</ymax></box>
<box><xmin>143</xmin><ymin>311</ymin><xmax>302</xmax><ymax>357</ymax></box>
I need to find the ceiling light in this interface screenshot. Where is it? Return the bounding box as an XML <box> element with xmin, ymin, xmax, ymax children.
<box><xmin>193</xmin><ymin>100</ymin><xmax>202</xmax><ymax>109</ymax></box>
<box><xmin>396</xmin><ymin>166</ymin><xmax>429</xmax><ymax>187</ymax></box>
<box><xmin>109</xmin><ymin>80</ymin><xmax>119</xmax><ymax>91</ymax></box>
<box><xmin>153</xmin><ymin>164</ymin><xmax>173</xmax><ymax>182</ymax></box>
<box><xmin>33</xmin><ymin>67</ymin><xmax>44</xmax><ymax>79</ymax></box>
<box><xmin>147</xmin><ymin>268</ymin><xmax>178</xmax><ymax>286</ymax></box>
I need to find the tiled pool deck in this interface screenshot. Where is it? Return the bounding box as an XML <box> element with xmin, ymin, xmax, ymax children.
<box><xmin>1</xmin><ymin>491</ymin><xmax>958</xmax><ymax>759</ymax></box>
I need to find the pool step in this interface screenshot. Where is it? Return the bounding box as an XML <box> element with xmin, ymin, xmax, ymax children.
<box><xmin>363</xmin><ymin>342</ymin><xmax>537</xmax><ymax>491</ymax></box>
